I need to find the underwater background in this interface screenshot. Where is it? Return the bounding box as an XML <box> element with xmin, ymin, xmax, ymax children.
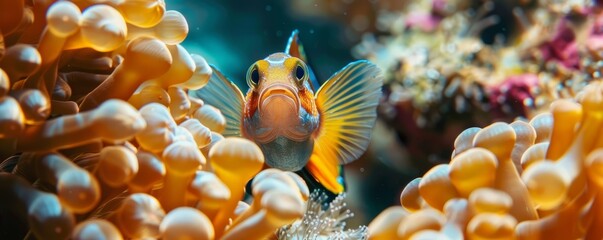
<box><xmin>3</xmin><ymin>0</ymin><xmax>603</xmax><ymax>239</ymax></box>
<box><xmin>170</xmin><ymin>0</ymin><xmax>359</xmax><ymax>88</ymax></box>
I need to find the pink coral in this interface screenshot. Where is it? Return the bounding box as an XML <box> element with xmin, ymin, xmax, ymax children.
<box><xmin>539</xmin><ymin>20</ymin><xmax>580</xmax><ymax>69</ymax></box>
<box><xmin>405</xmin><ymin>12</ymin><xmax>442</xmax><ymax>32</ymax></box>
<box><xmin>488</xmin><ymin>74</ymin><xmax>539</xmax><ymax>118</ymax></box>
<box><xmin>587</xmin><ymin>12</ymin><xmax>603</xmax><ymax>52</ymax></box>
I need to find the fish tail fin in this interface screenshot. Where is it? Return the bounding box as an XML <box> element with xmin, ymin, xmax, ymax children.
<box><xmin>306</xmin><ymin>154</ymin><xmax>345</xmax><ymax>194</ymax></box>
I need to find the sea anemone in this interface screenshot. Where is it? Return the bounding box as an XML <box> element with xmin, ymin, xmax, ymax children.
<box><xmin>278</xmin><ymin>191</ymin><xmax>368</xmax><ymax>240</ymax></box>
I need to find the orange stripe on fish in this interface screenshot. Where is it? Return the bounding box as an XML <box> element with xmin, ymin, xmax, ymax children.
<box><xmin>299</xmin><ymin>88</ymin><xmax>318</xmax><ymax>116</ymax></box>
<box><xmin>244</xmin><ymin>91</ymin><xmax>259</xmax><ymax>119</ymax></box>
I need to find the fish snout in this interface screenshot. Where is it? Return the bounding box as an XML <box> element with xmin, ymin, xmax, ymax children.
<box><xmin>258</xmin><ymin>84</ymin><xmax>300</xmax><ymax>118</ymax></box>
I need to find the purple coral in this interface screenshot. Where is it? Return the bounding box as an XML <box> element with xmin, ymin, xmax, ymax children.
<box><xmin>539</xmin><ymin>20</ymin><xmax>580</xmax><ymax>69</ymax></box>
<box><xmin>488</xmin><ymin>74</ymin><xmax>539</xmax><ymax>118</ymax></box>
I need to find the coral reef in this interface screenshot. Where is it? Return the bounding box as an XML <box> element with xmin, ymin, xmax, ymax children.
<box><xmin>354</xmin><ymin>0</ymin><xmax>602</xmax><ymax>165</ymax></box>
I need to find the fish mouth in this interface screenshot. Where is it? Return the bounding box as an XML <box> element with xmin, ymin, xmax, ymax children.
<box><xmin>258</xmin><ymin>83</ymin><xmax>300</xmax><ymax>117</ymax></box>
<box><xmin>252</xmin><ymin>83</ymin><xmax>306</xmax><ymax>143</ymax></box>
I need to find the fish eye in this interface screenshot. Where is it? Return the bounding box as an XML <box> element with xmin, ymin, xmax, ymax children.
<box><xmin>247</xmin><ymin>65</ymin><xmax>260</xmax><ymax>88</ymax></box>
<box><xmin>295</xmin><ymin>64</ymin><xmax>306</xmax><ymax>82</ymax></box>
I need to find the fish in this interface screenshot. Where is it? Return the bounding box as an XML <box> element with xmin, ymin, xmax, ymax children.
<box><xmin>190</xmin><ymin>30</ymin><xmax>383</xmax><ymax>195</ymax></box>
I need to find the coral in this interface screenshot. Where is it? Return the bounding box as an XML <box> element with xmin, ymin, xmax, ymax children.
<box><xmin>0</xmin><ymin>1</ymin><xmax>324</xmax><ymax>239</ymax></box>
<box><xmin>353</xmin><ymin>0</ymin><xmax>603</xmax><ymax>165</ymax></box>
<box><xmin>367</xmin><ymin>80</ymin><xmax>603</xmax><ymax>239</ymax></box>
<box><xmin>5</xmin><ymin>0</ymin><xmax>603</xmax><ymax>240</ymax></box>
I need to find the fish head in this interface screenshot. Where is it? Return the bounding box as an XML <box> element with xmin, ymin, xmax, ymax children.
<box><xmin>242</xmin><ymin>53</ymin><xmax>320</xmax><ymax>171</ymax></box>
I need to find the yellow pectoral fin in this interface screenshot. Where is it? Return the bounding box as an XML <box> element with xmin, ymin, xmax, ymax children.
<box><xmin>313</xmin><ymin>60</ymin><xmax>383</xmax><ymax>165</ymax></box>
<box><xmin>307</xmin><ymin>149</ymin><xmax>344</xmax><ymax>194</ymax></box>
<box><xmin>307</xmin><ymin>60</ymin><xmax>382</xmax><ymax>194</ymax></box>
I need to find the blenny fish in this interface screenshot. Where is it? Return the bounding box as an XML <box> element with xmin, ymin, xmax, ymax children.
<box><xmin>190</xmin><ymin>30</ymin><xmax>383</xmax><ymax>195</ymax></box>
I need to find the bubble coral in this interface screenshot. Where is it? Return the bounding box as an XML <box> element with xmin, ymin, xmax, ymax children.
<box><xmin>180</xmin><ymin>118</ymin><xmax>212</xmax><ymax>148</ymax></box>
<box><xmin>168</xmin><ymin>86</ymin><xmax>191</xmax><ymax>121</ymax></box>
<box><xmin>160</xmin><ymin>207</ymin><xmax>214</xmax><ymax>240</ymax></box>
<box><xmin>398</xmin><ymin>208</ymin><xmax>447</xmax><ymax>239</ymax></box>
<box><xmin>0</xmin><ymin>1</ymin><xmax>320</xmax><ymax>238</ymax></box>
<box><xmin>440</xmin><ymin>198</ymin><xmax>470</xmax><ymax>239</ymax></box>
<box><xmin>151</xmin><ymin>44</ymin><xmax>195</xmax><ymax>89</ymax></box>
<box><xmin>97</xmin><ymin>145</ymin><xmax>138</xmax><ymax>188</ymax></box>
<box><xmin>188</xmin><ymin>170</ymin><xmax>230</xmax><ymax>220</ymax></box>
<box><xmin>116</xmin><ymin>0</ymin><xmax>166</xmax><ymax>28</ymax></box>
<box><xmin>0</xmin><ymin>173</ymin><xmax>75</xmax><ymax>240</ymax></box>
<box><xmin>0</xmin><ymin>96</ymin><xmax>24</xmax><ymax>138</ymax></box>
<box><xmin>209</xmin><ymin>137</ymin><xmax>264</xmax><ymax>237</ymax></box>
<box><xmin>0</xmin><ymin>68</ymin><xmax>7</xmax><ymax>93</ymax></box>
<box><xmin>231</xmin><ymin>169</ymin><xmax>309</xmax><ymax>228</ymax></box>
<box><xmin>14</xmin><ymin>152</ymin><xmax>101</xmax><ymax>214</ymax></box>
<box><xmin>418</xmin><ymin>164</ymin><xmax>459</xmax><ymax>210</ymax></box>
<box><xmin>78</xmin><ymin>37</ymin><xmax>172</xmax><ymax>111</ymax></box>
<box><xmin>222</xmin><ymin>178</ymin><xmax>304</xmax><ymax>240</ymax></box>
<box><xmin>0</xmin><ymin>44</ymin><xmax>41</xmax><ymax>83</ymax></box>
<box><xmin>115</xmin><ymin>193</ymin><xmax>165</xmax><ymax>239</ymax></box>
<box><xmin>468</xmin><ymin>188</ymin><xmax>512</xmax><ymax>215</ymax></box>
<box><xmin>159</xmin><ymin>141</ymin><xmax>205</xmax><ymax>211</ymax></box>
<box><xmin>510</xmin><ymin>121</ymin><xmax>537</xmax><ymax>174</ymax></box>
<box><xmin>449</xmin><ymin>148</ymin><xmax>498</xmax><ymax>198</ymax></box>
<box><xmin>521</xmin><ymin>142</ymin><xmax>549</xmax><ymax>170</ymax></box>
<box><xmin>467</xmin><ymin>213</ymin><xmax>517</xmax><ymax>240</ymax></box>
<box><xmin>20</xmin><ymin>0</ymin><xmax>81</xmax><ymax>95</ymax></box>
<box><xmin>15</xmin><ymin>99</ymin><xmax>146</xmax><ymax>152</ymax></box>
<box><xmin>194</xmin><ymin>104</ymin><xmax>227</xmax><ymax>133</ymax></box>
<box><xmin>126</xmin><ymin>10</ymin><xmax>188</xmax><ymax>45</ymax></box>
<box><xmin>368</xmin><ymin>80</ymin><xmax>603</xmax><ymax>239</ymax></box>
<box><xmin>368</xmin><ymin>206</ymin><xmax>409</xmax><ymax>240</ymax></box>
<box><xmin>473</xmin><ymin>122</ymin><xmax>538</xmax><ymax>221</ymax></box>
<box><xmin>11</xmin><ymin>89</ymin><xmax>50</xmax><ymax>125</ymax></box>
<box><xmin>72</xmin><ymin>219</ymin><xmax>122</xmax><ymax>240</ymax></box>
<box><xmin>135</xmin><ymin>103</ymin><xmax>177</xmax><ymax>152</ymax></box>
<box><xmin>400</xmin><ymin>178</ymin><xmax>426</xmax><ymax>212</ymax></box>
<box><xmin>529</xmin><ymin>112</ymin><xmax>553</xmax><ymax>143</ymax></box>
<box><xmin>128</xmin><ymin>83</ymin><xmax>171</xmax><ymax>109</ymax></box>
<box><xmin>528</xmin><ymin>82</ymin><xmax>603</xmax><ymax>209</ymax></box>
<box><xmin>180</xmin><ymin>54</ymin><xmax>212</xmax><ymax>90</ymax></box>
<box><xmin>127</xmin><ymin>150</ymin><xmax>165</xmax><ymax>193</ymax></box>
<box><xmin>64</xmin><ymin>4</ymin><xmax>127</xmax><ymax>52</ymax></box>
